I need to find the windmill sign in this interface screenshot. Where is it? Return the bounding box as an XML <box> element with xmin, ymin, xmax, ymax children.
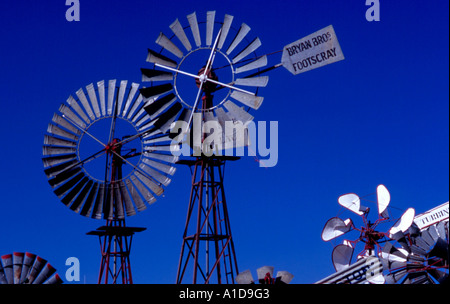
<box><xmin>281</xmin><ymin>25</ymin><xmax>345</xmax><ymax>75</ymax></box>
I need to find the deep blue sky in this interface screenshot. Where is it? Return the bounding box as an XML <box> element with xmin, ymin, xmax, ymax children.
<box><xmin>0</xmin><ymin>0</ymin><xmax>448</xmax><ymax>284</ymax></box>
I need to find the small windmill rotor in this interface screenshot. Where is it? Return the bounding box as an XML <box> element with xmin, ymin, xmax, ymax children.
<box><xmin>321</xmin><ymin>184</ymin><xmax>417</xmax><ymax>279</ymax></box>
<box><xmin>236</xmin><ymin>266</ymin><xmax>294</xmax><ymax>284</ymax></box>
<box><xmin>0</xmin><ymin>252</ymin><xmax>63</xmax><ymax>284</ymax></box>
<box><xmin>43</xmin><ymin>80</ymin><xmax>177</xmax><ymax>220</ymax></box>
<box><xmin>141</xmin><ymin>11</ymin><xmax>269</xmax><ymax>152</ymax></box>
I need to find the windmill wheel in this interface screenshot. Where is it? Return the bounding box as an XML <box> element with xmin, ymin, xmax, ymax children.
<box><xmin>236</xmin><ymin>266</ymin><xmax>294</xmax><ymax>284</ymax></box>
<box><xmin>43</xmin><ymin>80</ymin><xmax>178</xmax><ymax>220</ymax></box>
<box><xmin>141</xmin><ymin>11</ymin><xmax>269</xmax><ymax>151</ymax></box>
<box><xmin>0</xmin><ymin>252</ymin><xmax>63</xmax><ymax>284</ymax></box>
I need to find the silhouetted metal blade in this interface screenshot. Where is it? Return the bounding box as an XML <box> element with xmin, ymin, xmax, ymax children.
<box><xmin>170</xmin><ymin>18</ymin><xmax>192</xmax><ymax>51</ymax></box>
<box><xmin>113</xmin><ymin>183</ymin><xmax>125</xmax><ymax>219</ymax></box>
<box><xmin>69</xmin><ymin>179</ymin><xmax>93</xmax><ymax>213</ymax></box>
<box><xmin>226</xmin><ymin>23</ymin><xmax>251</xmax><ymax>55</ymax></box>
<box><xmin>187</xmin><ymin>12</ymin><xmax>201</xmax><ymax>47</ymax></box>
<box><xmin>156</xmin><ymin>32</ymin><xmax>183</xmax><ymax>58</ymax></box>
<box><xmin>61</xmin><ymin>176</ymin><xmax>89</xmax><ymax>206</ymax></box>
<box><xmin>43</xmin><ymin>153</ymin><xmax>77</xmax><ymax>169</ymax></box>
<box><xmin>146</xmin><ymin>49</ymin><xmax>178</xmax><ymax>68</ymax></box>
<box><xmin>44</xmin><ymin>159</ymin><xmax>77</xmax><ymax>178</ymax></box>
<box><xmin>122</xmin><ymin>82</ymin><xmax>140</xmax><ymax>117</ymax></box>
<box><xmin>97</xmin><ymin>80</ymin><xmax>106</xmax><ymax>116</ymax></box>
<box><xmin>153</xmin><ymin>102</ymin><xmax>183</xmax><ymax>133</ymax></box>
<box><xmin>76</xmin><ymin>88</ymin><xmax>95</xmax><ymax>121</ymax></box>
<box><xmin>140</xmin><ymin>83</ymin><xmax>173</xmax><ymax>100</ymax></box>
<box><xmin>80</xmin><ymin>182</ymin><xmax>99</xmax><ymax>217</ymax></box>
<box><xmin>235</xmin><ymin>76</ymin><xmax>269</xmax><ymax>88</ymax></box>
<box><xmin>235</xmin><ymin>55</ymin><xmax>267</xmax><ymax>74</ymax></box>
<box><xmin>52</xmin><ymin>171</ymin><xmax>85</xmax><ymax>197</ymax></box>
<box><xmin>48</xmin><ymin>166</ymin><xmax>81</xmax><ymax>188</ymax></box>
<box><xmin>144</xmin><ymin>93</ymin><xmax>177</xmax><ymax>119</ymax></box>
<box><xmin>218</xmin><ymin>14</ymin><xmax>233</xmax><ymax>50</ymax></box>
<box><xmin>230</xmin><ymin>91</ymin><xmax>263</xmax><ymax>110</ymax></box>
<box><xmin>86</xmin><ymin>83</ymin><xmax>101</xmax><ymax>119</ymax></box>
<box><xmin>103</xmin><ymin>184</ymin><xmax>113</xmax><ymax>220</ymax></box>
<box><xmin>107</xmin><ymin>79</ymin><xmax>117</xmax><ymax>116</ymax></box>
<box><xmin>206</xmin><ymin>11</ymin><xmax>215</xmax><ymax>46</ymax></box>
<box><xmin>141</xmin><ymin>68</ymin><xmax>173</xmax><ymax>82</ymax></box>
<box><xmin>131</xmin><ymin>173</ymin><xmax>159</xmax><ymax>203</ymax></box>
<box><xmin>232</xmin><ymin>37</ymin><xmax>261</xmax><ymax>64</ymax></box>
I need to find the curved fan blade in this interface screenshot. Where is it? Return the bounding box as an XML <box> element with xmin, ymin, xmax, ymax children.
<box><xmin>52</xmin><ymin>113</ymin><xmax>81</xmax><ymax>135</ymax></box>
<box><xmin>338</xmin><ymin>193</ymin><xmax>368</xmax><ymax>216</ymax></box>
<box><xmin>187</xmin><ymin>12</ymin><xmax>201</xmax><ymax>47</ymax></box>
<box><xmin>144</xmin><ymin>93</ymin><xmax>177</xmax><ymax>119</ymax></box>
<box><xmin>332</xmin><ymin>243</ymin><xmax>354</xmax><ymax>272</ymax></box>
<box><xmin>107</xmin><ymin>79</ymin><xmax>116</xmax><ymax>116</ymax></box>
<box><xmin>153</xmin><ymin>102</ymin><xmax>183</xmax><ymax>133</ymax></box>
<box><xmin>236</xmin><ymin>269</ymin><xmax>254</xmax><ymax>284</ymax></box>
<box><xmin>58</xmin><ymin>104</ymin><xmax>86</xmax><ymax>130</ymax></box>
<box><xmin>232</xmin><ymin>37</ymin><xmax>262</xmax><ymax>64</ymax></box>
<box><xmin>122</xmin><ymin>82</ymin><xmax>140</xmax><ymax>117</ymax></box>
<box><xmin>75</xmin><ymin>87</ymin><xmax>95</xmax><ymax>121</ymax></box>
<box><xmin>389</xmin><ymin>208</ymin><xmax>415</xmax><ymax>238</ymax></box>
<box><xmin>235</xmin><ymin>76</ymin><xmax>269</xmax><ymax>88</ymax></box>
<box><xmin>47</xmin><ymin>124</ymin><xmax>79</xmax><ymax>142</ymax></box>
<box><xmin>377</xmin><ymin>184</ymin><xmax>390</xmax><ymax>218</ymax></box>
<box><xmin>67</xmin><ymin>95</ymin><xmax>90</xmax><ymax>124</ymax></box>
<box><xmin>156</xmin><ymin>32</ymin><xmax>183</xmax><ymax>58</ymax></box>
<box><xmin>86</xmin><ymin>83</ymin><xmax>101</xmax><ymax>119</ymax></box>
<box><xmin>226</xmin><ymin>23</ymin><xmax>251</xmax><ymax>55</ymax></box>
<box><xmin>276</xmin><ymin>271</ymin><xmax>294</xmax><ymax>284</ymax></box>
<box><xmin>97</xmin><ymin>80</ymin><xmax>106</xmax><ymax>116</ymax></box>
<box><xmin>217</xmin><ymin>14</ymin><xmax>234</xmax><ymax>50</ymax></box>
<box><xmin>321</xmin><ymin>217</ymin><xmax>352</xmax><ymax>241</ymax></box>
<box><xmin>205</xmin><ymin>11</ymin><xmax>215</xmax><ymax>47</ymax></box>
<box><xmin>235</xmin><ymin>55</ymin><xmax>268</xmax><ymax>74</ymax></box>
<box><xmin>141</xmin><ymin>68</ymin><xmax>173</xmax><ymax>82</ymax></box>
<box><xmin>170</xmin><ymin>18</ymin><xmax>192</xmax><ymax>51</ymax></box>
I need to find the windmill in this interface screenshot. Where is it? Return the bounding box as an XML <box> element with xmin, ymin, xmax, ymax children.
<box><xmin>0</xmin><ymin>252</ymin><xmax>63</xmax><ymax>284</ymax></box>
<box><xmin>320</xmin><ymin>184</ymin><xmax>419</xmax><ymax>284</ymax></box>
<box><xmin>141</xmin><ymin>11</ymin><xmax>345</xmax><ymax>284</ymax></box>
<box><xmin>380</xmin><ymin>205</ymin><xmax>449</xmax><ymax>284</ymax></box>
<box><xmin>43</xmin><ymin>80</ymin><xmax>178</xmax><ymax>283</ymax></box>
<box><xmin>236</xmin><ymin>266</ymin><xmax>294</xmax><ymax>284</ymax></box>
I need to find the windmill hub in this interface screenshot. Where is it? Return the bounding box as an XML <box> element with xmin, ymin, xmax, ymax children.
<box><xmin>196</xmin><ymin>66</ymin><xmax>218</xmax><ymax>94</ymax></box>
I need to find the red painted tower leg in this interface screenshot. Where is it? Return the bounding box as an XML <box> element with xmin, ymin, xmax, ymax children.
<box><xmin>176</xmin><ymin>156</ymin><xmax>239</xmax><ymax>284</ymax></box>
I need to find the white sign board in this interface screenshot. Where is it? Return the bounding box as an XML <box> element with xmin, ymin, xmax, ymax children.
<box><xmin>281</xmin><ymin>25</ymin><xmax>345</xmax><ymax>75</ymax></box>
<box><xmin>414</xmin><ymin>202</ymin><xmax>449</xmax><ymax>230</ymax></box>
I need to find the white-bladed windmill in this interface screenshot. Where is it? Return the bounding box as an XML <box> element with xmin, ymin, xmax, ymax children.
<box><xmin>0</xmin><ymin>252</ymin><xmax>63</xmax><ymax>284</ymax></box>
<box><xmin>236</xmin><ymin>266</ymin><xmax>294</xmax><ymax>284</ymax></box>
<box><xmin>43</xmin><ymin>80</ymin><xmax>178</xmax><ymax>283</ymax></box>
<box><xmin>141</xmin><ymin>11</ymin><xmax>345</xmax><ymax>284</ymax></box>
<box><xmin>321</xmin><ymin>185</ymin><xmax>418</xmax><ymax>284</ymax></box>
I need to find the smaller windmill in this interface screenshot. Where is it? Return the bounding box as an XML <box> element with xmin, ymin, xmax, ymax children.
<box><xmin>236</xmin><ymin>266</ymin><xmax>294</xmax><ymax>284</ymax></box>
<box><xmin>321</xmin><ymin>185</ymin><xmax>417</xmax><ymax>283</ymax></box>
<box><xmin>0</xmin><ymin>252</ymin><xmax>63</xmax><ymax>284</ymax></box>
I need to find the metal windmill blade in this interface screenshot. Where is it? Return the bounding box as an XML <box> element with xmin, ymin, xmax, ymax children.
<box><xmin>141</xmin><ymin>11</ymin><xmax>269</xmax><ymax>153</ymax></box>
<box><xmin>236</xmin><ymin>266</ymin><xmax>294</xmax><ymax>284</ymax></box>
<box><xmin>0</xmin><ymin>252</ymin><xmax>63</xmax><ymax>284</ymax></box>
<box><xmin>43</xmin><ymin>80</ymin><xmax>178</xmax><ymax>220</ymax></box>
<box><xmin>381</xmin><ymin>221</ymin><xmax>449</xmax><ymax>284</ymax></box>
